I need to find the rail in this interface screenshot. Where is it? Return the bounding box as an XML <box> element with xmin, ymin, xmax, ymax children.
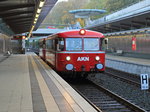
<box><xmin>71</xmin><ymin>79</ymin><xmax>145</xmax><ymax>112</ymax></box>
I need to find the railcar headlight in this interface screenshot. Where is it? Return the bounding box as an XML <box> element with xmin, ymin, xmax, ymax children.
<box><xmin>66</xmin><ymin>64</ymin><xmax>74</xmax><ymax>70</ymax></box>
<box><xmin>95</xmin><ymin>56</ymin><xmax>100</xmax><ymax>61</ymax></box>
<box><xmin>96</xmin><ymin>64</ymin><xmax>103</xmax><ymax>69</ymax></box>
<box><xmin>66</xmin><ymin>56</ymin><xmax>71</xmax><ymax>61</ymax></box>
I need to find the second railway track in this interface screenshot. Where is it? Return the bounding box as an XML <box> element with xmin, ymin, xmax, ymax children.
<box><xmin>71</xmin><ymin>79</ymin><xmax>145</xmax><ymax>112</ymax></box>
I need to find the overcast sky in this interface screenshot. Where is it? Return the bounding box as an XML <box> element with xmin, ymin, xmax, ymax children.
<box><xmin>58</xmin><ymin>0</ymin><xmax>68</xmax><ymax>2</ymax></box>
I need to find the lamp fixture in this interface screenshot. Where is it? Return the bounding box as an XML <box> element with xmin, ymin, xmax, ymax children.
<box><xmin>35</xmin><ymin>14</ymin><xmax>39</xmax><ymax>18</ymax></box>
<box><xmin>28</xmin><ymin>0</ymin><xmax>46</xmax><ymax>38</ymax></box>
<box><xmin>37</xmin><ymin>8</ymin><xmax>41</xmax><ymax>13</ymax></box>
<box><xmin>39</xmin><ymin>1</ymin><xmax>45</xmax><ymax>8</ymax></box>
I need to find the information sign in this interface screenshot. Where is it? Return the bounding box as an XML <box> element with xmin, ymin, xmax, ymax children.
<box><xmin>140</xmin><ymin>74</ymin><xmax>149</xmax><ymax>90</ymax></box>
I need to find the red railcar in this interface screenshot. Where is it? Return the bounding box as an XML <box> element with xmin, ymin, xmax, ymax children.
<box><xmin>39</xmin><ymin>29</ymin><xmax>105</xmax><ymax>77</ymax></box>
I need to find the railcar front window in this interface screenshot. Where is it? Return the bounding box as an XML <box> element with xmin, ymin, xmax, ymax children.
<box><xmin>84</xmin><ymin>38</ymin><xmax>99</xmax><ymax>51</ymax></box>
<box><xmin>66</xmin><ymin>38</ymin><xmax>82</xmax><ymax>51</ymax></box>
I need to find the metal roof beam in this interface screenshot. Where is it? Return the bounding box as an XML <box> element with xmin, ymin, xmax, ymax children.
<box><xmin>120</xmin><ymin>23</ymin><xmax>131</xmax><ymax>27</ymax></box>
<box><xmin>120</xmin><ymin>23</ymin><xmax>131</xmax><ymax>28</ymax></box>
<box><xmin>131</xmin><ymin>24</ymin><xmax>141</xmax><ymax>29</ymax></box>
<box><xmin>4</xmin><ymin>15</ymin><xmax>29</xmax><ymax>20</ymax></box>
<box><xmin>108</xmin><ymin>25</ymin><xmax>120</xmax><ymax>30</ymax></box>
<box><xmin>0</xmin><ymin>11</ymin><xmax>33</xmax><ymax>18</ymax></box>
<box><xmin>5</xmin><ymin>16</ymin><xmax>32</xmax><ymax>21</ymax></box>
<box><xmin>11</xmin><ymin>22</ymin><xmax>31</xmax><ymax>26</ymax></box>
<box><xmin>7</xmin><ymin>18</ymin><xmax>32</xmax><ymax>22</ymax></box>
<box><xmin>4</xmin><ymin>13</ymin><xmax>33</xmax><ymax>20</ymax></box>
<box><xmin>132</xmin><ymin>20</ymin><xmax>146</xmax><ymax>25</ymax></box>
<box><xmin>0</xmin><ymin>3</ymin><xmax>35</xmax><ymax>12</ymax></box>
<box><xmin>11</xmin><ymin>27</ymin><xmax>30</xmax><ymax>30</ymax></box>
<box><xmin>120</xmin><ymin>26</ymin><xmax>130</xmax><ymax>30</ymax></box>
<box><xmin>97</xmin><ymin>27</ymin><xmax>111</xmax><ymax>32</ymax></box>
<box><xmin>0</xmin><ymin>0</ymin><xmax>8</xmax><ymax>2</ymax></box>
<box><xmin>12</xmin><ymin>27</ymin><xmax>30</xmax><ymax>31</ymax></box>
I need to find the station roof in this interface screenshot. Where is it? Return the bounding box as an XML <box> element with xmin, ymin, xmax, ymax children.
<box><xmin>32</xmin><ymin>28</ymin><xmax>66</xmax><ymax>36</ymax></box>
<box><xmin>85</xmin><ymin>0</ymin><xmax>150</xmax><ymax>33</ymax></box>
<box><xmin>69</xmin><ymin>9</ymin><xmax>106</xmax><ymax>18</ymax></box>
<box><xmin>0</xmin><ymin>0</ymin><xmax>57</xmax><ymax>35</ymax></box>
<box><xmin>86</xmin><ymin>11</ymin><xmax>150</xmax><ymax>33</ymax></box>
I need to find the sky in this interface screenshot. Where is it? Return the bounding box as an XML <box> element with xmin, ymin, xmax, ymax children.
<box><xmin>58</xmin><ymin>0</ymin><xmax>68</xmax><ymax>2</ymax></box>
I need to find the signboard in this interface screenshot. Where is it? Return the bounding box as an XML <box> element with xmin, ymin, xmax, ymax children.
<box><xmin>140</xmin><ymin>74</ymin><xmax>149</xmax><ymax>90</ymax></box>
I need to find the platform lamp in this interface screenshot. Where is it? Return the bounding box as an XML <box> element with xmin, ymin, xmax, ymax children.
<box><xmin>27</xmin><ymin>0</ymin><xmax>45</xmax><ymax>38</ymax></box>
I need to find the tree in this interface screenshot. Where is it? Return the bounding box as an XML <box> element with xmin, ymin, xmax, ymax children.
<box><xmin>42</xmin><ymin>0</ymin><xmax>142</xmax><ymax>27</ymax></box>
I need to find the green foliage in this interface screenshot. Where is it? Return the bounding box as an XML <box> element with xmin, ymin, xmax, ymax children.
<box><xmin>104</xmin><ymin>0</ymin><xmax>141</xmax><ymax>12</ymax></box>
<box><xmin>42</xmin><ymin>0</ymin><xmax>142</xmax><ymax>27</ymax></box>
<box><xmin>42</xmin><ymin>0</ymin><xmax>88</xmax><ymax>28</ymax></box>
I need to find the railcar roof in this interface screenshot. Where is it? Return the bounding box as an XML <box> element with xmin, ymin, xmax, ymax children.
<box><xmin>47</xmin><ymin>29</ymin><xmax>104</xmax><ymax>39</ymax></box>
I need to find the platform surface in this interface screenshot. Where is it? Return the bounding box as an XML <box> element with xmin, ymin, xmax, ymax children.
<box><xmin>0</xmin><ymin>54</ymin><xmax>32</xmax><ymax>112</ymax></box>
<box><xmin>0</xmin><ymin>52</ymin><xmax>98</xmax><ymax>112</ymax></box>
<box><xmin>106</xmin><ymin>54</ymin><xmax>150</xmax><ymax>75</ymax></box>
<box><xmin>106</xmin><ymin>54</ymin><xmax>150</xmax><ymax>66</ymax></box>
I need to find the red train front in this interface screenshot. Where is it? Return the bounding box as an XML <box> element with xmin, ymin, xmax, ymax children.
<box><xmin>39</xmin><ymin>29</ymin><xmax>105</xmax><ymax>76</ymax></box>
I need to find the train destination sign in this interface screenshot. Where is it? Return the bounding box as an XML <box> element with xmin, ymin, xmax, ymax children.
<box><xmin>140</xmin><ymin>74</ymin><xmax>149</xmax><ymax>90</ymax></box>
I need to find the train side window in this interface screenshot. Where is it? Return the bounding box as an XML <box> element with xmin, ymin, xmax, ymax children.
<box><xmin>39</xmin><ymin>41</ymin><xmax>43</xmax><ymax>48</ymax></box>
<box><xmin>104</xmin><ymin>38</ymin><xmax>108</xmax><ymax>44</ymax></box>
<box><xmin>46</xmin><ymin>39</ymin><xmax>53</xmax><ymax>50</ymax></box>
<box><xmin>57</xmin><ymin>39</ymin><xmax>64</xmax><ymax>51</ymax></box>
<box><xmin>52</xmin><ymin>40</ymin><xmax>56</xmax><ymax>50</ymax></box>
<box><xmin>101</xmin><ymin>38</ymin><xmax>108</xmax><ymax>50</ymax></box>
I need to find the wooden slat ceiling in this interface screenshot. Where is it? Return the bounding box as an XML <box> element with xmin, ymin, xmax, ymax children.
<box><xmin>0</xmin><ymin>0</ymin><xmax>57</xmax><ymax>34</ymax></box>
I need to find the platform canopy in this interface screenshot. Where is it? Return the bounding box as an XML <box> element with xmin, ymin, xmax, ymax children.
<box><xmin>69</xmin><ymin>9</ymin><xmax>106</xmax><ymax>18</ymax></box>
<box><xmin>0</xmin><ymin>0</ymin><xmax>58</xmax><ymax>35</ymax></box>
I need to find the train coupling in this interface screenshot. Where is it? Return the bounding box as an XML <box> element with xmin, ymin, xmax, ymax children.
<box><xmin>81</xmin><ymin>65</ymin><xmax>85</xmax><ymax>71</ymax></box>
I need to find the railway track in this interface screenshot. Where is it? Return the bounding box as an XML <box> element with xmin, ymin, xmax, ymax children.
<box><xmin>86</xmin><ymin>67</ymin><xmax>150</xmax><ymax>111</ymax></box>
<box><xmin>71</xmin><ymin>80</ymin><xmax>145</xmax><ymax>112</ymax></box>
<box><xmin>105</xmin><ymin>68</ymin><xmax>140</xmax><ymax>86</ymax></box>
<box><xmin>105</xmin><ymin>67</ymin><xmax>150</xmax><ymax>94</ymax></box>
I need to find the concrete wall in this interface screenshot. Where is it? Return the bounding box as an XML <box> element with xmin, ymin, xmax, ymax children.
<box><xmin>0</xmin><ymin>33</ymin><xmax>11</xmax><ymax>61</ymax></box>
<box><xmin>106</xmin><ymin>58</ymin><xmax>150</xmax><ymax>76</ymax></box>
<box><xmin>0</xmin><ymin>33</ymin><xmax>11</xmax><ymax>54</ymax></box>
<box><xmin>106</xmin><ymin>33</ymin><xmax>150</xmax><ymax>55</ymax></box>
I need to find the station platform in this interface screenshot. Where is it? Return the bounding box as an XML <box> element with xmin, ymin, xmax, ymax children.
<box><xmin>0</xmin><ymin>54</ymin><xmax>9</xmax><ymax>63</ymax></box>
<box><xmin>106</xmin><ymin>54</ymin><xmax>150</xmax><ymax>76</ymax></box>
<box><xmin>0</xmin><ymin>52</ymin><xmax>98</xmax><ymax>112</ymax></box>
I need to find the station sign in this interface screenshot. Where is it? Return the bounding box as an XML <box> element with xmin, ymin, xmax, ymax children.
<box><xmin>140</xmin><ymin>74</ymin><xmax>149</xmax><ymax>90</ymax></box>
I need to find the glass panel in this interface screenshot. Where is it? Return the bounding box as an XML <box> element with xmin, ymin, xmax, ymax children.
<box><xmin>46</xmin><ymin>39</ymin><xmax>52</xmax><ymax>49</ymax></box>
<box><xmin>84</xmin><ymin>38</ymin><xmax>99</xmax><ymax>50</ymax></box>
<box><xmin>66</xmin><ymin>38</ymin><xmax>82</xmax><ymax>51</ymax></box>
<box><xmin>57</xmin><ymin>38</ymin><xmax>64</xmax><ymax>51</ymax></box>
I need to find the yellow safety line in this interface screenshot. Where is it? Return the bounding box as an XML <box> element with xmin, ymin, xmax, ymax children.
<box><xmin>30</xmin><ymin>55</ymin><xmax>60</xmax><ymax>112</ymax></box>
<box><xmin>34</xmin><ymin>55</ymin><xmax>97</xmax><ymax>112</ymax></box>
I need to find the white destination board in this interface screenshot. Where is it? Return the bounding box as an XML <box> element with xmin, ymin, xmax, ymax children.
<box><xmin>140</xmin><ymin>74</ymin><xmax>149</xmax><ymax>90</ymax></box>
